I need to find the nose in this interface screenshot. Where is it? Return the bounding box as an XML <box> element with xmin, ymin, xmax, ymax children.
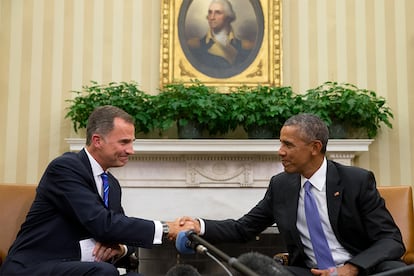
<box><xmin>277</xmin><ymin>145</ymin><xmax>285</xmax><ymax>157</ymax></box>
<box><xmin>126</xmin><ymin>143</ymin><xmax>134</xmax><ymax>155</ymax></box>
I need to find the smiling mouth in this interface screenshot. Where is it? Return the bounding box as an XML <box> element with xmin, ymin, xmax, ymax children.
<box><xmin>281</xmin><ymin>160</ymin><xmax>290</xmax><ymax>167</ymax></box>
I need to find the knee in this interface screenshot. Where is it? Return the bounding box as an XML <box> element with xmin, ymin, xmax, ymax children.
<box><xmin>92</xmin><ymin>262</ymin><xmax>119</xmax><ymax>275</ymax></box>
<box><xmin>373</xmin><ymin>260</ymin><xmax>406</xmax><ymax>274</ymax></box>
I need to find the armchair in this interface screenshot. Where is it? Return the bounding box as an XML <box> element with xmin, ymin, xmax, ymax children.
<box><xmin>0</xmin><ymin>184</ymin><xmax>36</xmax><ymax>265</ymax></box>
<box><xmin>0</xmin><ymin>184</ymin><xmax>139</xmax><ymax>272</ymax></box>
<box><xmin>377</xmin><ymin>186</ymin><xmax>414</xmax><ymax>264</ymax></box>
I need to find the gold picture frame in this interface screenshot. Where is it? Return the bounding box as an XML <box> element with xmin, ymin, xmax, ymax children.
<box><xmin>159</xmin><ymin>0</ymin><xmax>282</xmax><ymax>89</ymax></box>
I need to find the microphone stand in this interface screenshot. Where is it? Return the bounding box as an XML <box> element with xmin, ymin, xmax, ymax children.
<box><xmin>188</xmin><ymin>232</ymin><xmax>259</xmax><ymax>276</ymax></box>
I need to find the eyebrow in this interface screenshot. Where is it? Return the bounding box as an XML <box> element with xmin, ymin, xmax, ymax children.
<box><xmin>280</xmin><ymin>139</ymin><xmax>293</xmax><ymax>146</ymax></box>
<box><xmin>209</xmin><ymin>10</ymin><xmax>224</xmax><ymax>13</ymax></box>
<box><xmin>119</xmin><ymin>138</ymin><xmax>134</xmax><ymax>143</ymax></box>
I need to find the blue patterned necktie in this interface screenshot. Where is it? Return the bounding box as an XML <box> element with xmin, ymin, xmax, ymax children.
<box><xmin>101</xmin><ymin>172</ymin><xmax>109</xmax><ymax>207</ymax></box>
<box><xmin>304</xmin><ymin>180</ymin><xmax>335</xmax><ymax>269</ymax></box>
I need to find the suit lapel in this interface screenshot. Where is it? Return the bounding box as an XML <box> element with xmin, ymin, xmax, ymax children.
<box><xmin>107</xmin><ymin>173</ymin><xmax>114</xmax><ymax>209</ymax></box>
<box><xmin>326</xmin><ymin>160</ymin><xmax>343</xmax><ymax>233</ymax></box>
<box><xmin>107</xmin><ymin>172</ymin><xmax>121</xmax><ymax>211</ymax></box>
<box><xmin>284</xmin><ymin>175</ymin><xmax>305</xmax><ymax>248</ymax></box>
<box><xmin>286</xmin><ymin>175</ymin><xmax>301</xmax><ymax>224</ymax></box>
<box><xmin>78</xmin><ymin>149</ymin><xmax>101</xmax><ymax>197</ymax></box>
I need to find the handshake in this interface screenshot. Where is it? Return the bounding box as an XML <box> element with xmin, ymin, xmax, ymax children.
<box><xmin>164</xmin><ymin>216</ymin><xmax>200</xmax><ymax>241</ymax></box>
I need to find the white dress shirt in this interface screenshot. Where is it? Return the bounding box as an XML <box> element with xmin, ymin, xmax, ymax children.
<box><xmin>297</xmin><ymin>158</ymin><xmax>353</xmax><ymax>267</ymax></box>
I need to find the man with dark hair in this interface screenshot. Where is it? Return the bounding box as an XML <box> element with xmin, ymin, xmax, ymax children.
<box><xmin>0</xmin><ymin>105</ymin><xmax>194</xmax><ymax>275</ymax></box>
<box><xmin>180</xmin><ymin>113</ymin><xmax>406</xmax><ymax>275</ymax></box>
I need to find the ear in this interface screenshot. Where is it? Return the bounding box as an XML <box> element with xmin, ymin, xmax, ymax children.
<box><xmin>311</xmin><ymin>140</ymin><xmax>323</xmax><ymax>155</ymax></box>
<box><xmin>91</xmin><ymin>134</ymin><xmax>103</xmax><ymax>148</ymax></box>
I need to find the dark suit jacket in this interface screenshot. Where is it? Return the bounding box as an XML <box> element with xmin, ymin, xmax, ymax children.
<box><xmin>189</xmin><ymin>35</ymin><xmax>251</xmax><ymax>69</ymax></box>
<box><xmin>203</xmin><ymin>160</ymin><xmax>405</xmax><ymax>272</ymax></box>
<box><xmin>0</xmin><ymin>149</ymin><xmax>155</xmax><ymax>273</ymax></box>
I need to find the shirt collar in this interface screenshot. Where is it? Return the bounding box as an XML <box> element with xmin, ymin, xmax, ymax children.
<box><xmin>205</xmin><ymin>28</ymin><xmax>236</xmax><ymax>43</ymax></box>
<box><xmin>301</xmin><ymin>158</ymin><xmax>327</xmax><ymax>191</ymax></box>
<box><xmin>84</xmin><ymin>147</ymin><xmax>105</xmax><ymax>177</ymax></box>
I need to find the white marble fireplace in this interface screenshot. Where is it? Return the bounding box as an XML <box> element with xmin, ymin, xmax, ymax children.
<box><xmin>66</xmin><ymin>139</ymin><xmax>372</xmax><ymax>221</ymax></box>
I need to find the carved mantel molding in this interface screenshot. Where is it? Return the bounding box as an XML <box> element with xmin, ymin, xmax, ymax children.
<box><xmin>66</xmin><ymin>139</ymin><xmax>373</xmax><ymax>188</ymax></box>
<box><xmin>66</xmin><ymin>138</ymin><xmax>372</xmax><ymax>154</ymax></box>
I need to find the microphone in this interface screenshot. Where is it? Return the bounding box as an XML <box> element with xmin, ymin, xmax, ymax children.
<box><xmin>165</xmin><ymin>264</ymin><xmax>201</xmax><ymax>276</ymax></box>
<box><xmin>175</xmin><ymin>230</ymin><xmax>208</xmax><ymax>255</ymax></box>
<box><xmin>237</xmin><ymin>252</ymin><xmax>293</xmax><ymax>276</ymax></box>
<box><xmin>175</xmin><ymin>230</ymin><xmax>259</xmax><ymax>276</ymax></box>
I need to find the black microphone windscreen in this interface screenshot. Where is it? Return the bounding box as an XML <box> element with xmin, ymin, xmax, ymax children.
<box><xmin>165</xmin><ymin>264</ymin><xmax>201</xmax><ymax>276</ymax></box>
<box><xmin>237</xmin><ymin>252</ymin><xmax>293</xmax><ymax>276</ymax></box>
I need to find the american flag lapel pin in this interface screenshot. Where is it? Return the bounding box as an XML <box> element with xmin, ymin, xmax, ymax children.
<box><xmin>334</xmin><ymin>191</ymin><xmax>340</xmax><ymax>197</ymax></box>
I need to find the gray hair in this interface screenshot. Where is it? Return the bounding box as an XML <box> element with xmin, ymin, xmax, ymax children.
<box><xmin>209</xmin><ymin>0</ymin><xmax>236</xmax><ymax>22</ymax></box>
<box><xmin>86</xmin><ymin>105</ymin><xmax>134</xmax><ymax>146</ymax></box>
<box><xmin>283</xmin><ymin>113</ymin><xmax>329</xmax><ymax>153</ymax></box>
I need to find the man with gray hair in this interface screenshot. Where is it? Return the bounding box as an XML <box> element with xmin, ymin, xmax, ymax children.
<box><xmin>187</xmin><ymin>0</ymin><xmax>253</xmax><ymax>69</ymax></box>
<box><xmin>180</xmin><ymin>113</ymin><xmax>406</xmax><ymax>275</ymax></box>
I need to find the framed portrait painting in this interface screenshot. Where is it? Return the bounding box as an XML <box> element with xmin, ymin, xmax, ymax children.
<box><xmin>159</xmin><ymin>0</ymin><xmax>282</xmax><ymax>88</ymax></box>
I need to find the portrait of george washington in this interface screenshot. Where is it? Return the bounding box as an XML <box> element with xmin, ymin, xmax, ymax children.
<box><xmin>178</xmin><ymin>0</ymin><xmax>264</xmax><ymax>79</ymax></box>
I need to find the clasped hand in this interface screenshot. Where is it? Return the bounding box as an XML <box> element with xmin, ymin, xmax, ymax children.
<box><xmin>310</xmin><ymin>263</ymin><xmax>359</xmax><ymax>276</ymax></box>
<box><xmin>93</xmin><ymin>242</ymin><xmax>124</xmax><ymax>263</ymax></box>
<box><xmin>165</xmin><ymin>216</ymin><xmax>200</xmax><ymax>240</ymax></box>
<box><xmin>92</xmin><ymin>216</ymin><xmax>200</xmax><ymax>262</ymax></box>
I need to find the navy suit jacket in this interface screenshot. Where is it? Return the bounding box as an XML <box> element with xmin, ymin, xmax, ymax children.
<box><xmin>1</xmin><ymin>149</ymin><xmax>155</xmax><ymax>273</ymax></box>
<box><xmin>203</xmin><ymin>160</ymin><xmax>405</xmax><ymax>272</ymax></box>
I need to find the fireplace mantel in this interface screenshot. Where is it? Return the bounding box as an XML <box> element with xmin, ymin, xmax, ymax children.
<box><xmin>66</xmin><ymin>139</ymin><xmax>373</xmax><ymax>188</ymax></box>
<box><xmin>66</xmin><ymin>138</ymin><xmax>372</xmax><ymax>155</ymax></box>
<box><xmin>66</xmin><ymin>138</ymin><xmax>373</xmax><ymax>219</ymax></box>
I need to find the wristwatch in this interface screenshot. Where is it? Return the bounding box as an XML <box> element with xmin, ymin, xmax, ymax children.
<box><xmin>161</xmin><ymin>221</ymin><xmax>170</xmax><ymax>237</ymax></box>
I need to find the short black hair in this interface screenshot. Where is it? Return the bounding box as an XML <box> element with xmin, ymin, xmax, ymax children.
<box><xmin>283</xmin><ymin>113</ymin><xmax>329</xmax><ymax>153</ymax></box>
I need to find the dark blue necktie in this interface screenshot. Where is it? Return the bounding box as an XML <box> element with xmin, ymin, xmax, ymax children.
<box><xmin>304</xmin><ymin>180</ymin><xmax>335</xmax><ymax>269</ymax></box>
<box><xmin>101</xmin><ymin>172</ymin><xmax>109</xmax><ymax>207</ymax></box>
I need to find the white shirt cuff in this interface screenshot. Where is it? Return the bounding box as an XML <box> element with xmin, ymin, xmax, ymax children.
<box><xmin>120</xmin><ymin>244</ymin><xmax>128</xmax><ymax>258</ymax></box>
<box><xmin>153</xmin><ymin>220</ymin><xmax>163</xmax><ymax>244</ymax></box>
<box><xmin>198</xmin><ymin>218</ymin><xmax>206</xmax><ymax>235</ymax></box>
